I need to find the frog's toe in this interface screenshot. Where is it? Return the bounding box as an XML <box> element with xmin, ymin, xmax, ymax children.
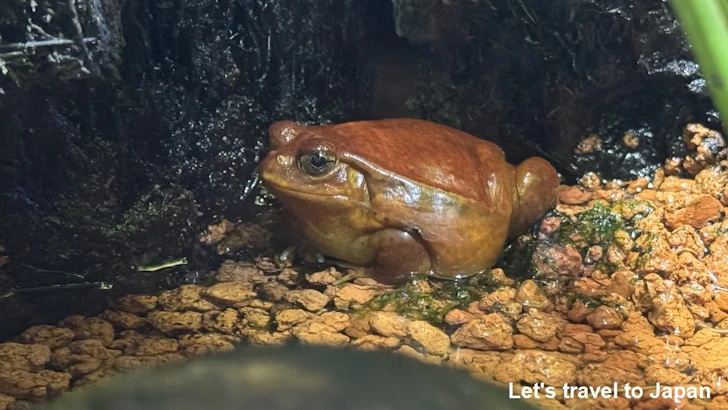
<box><xmin>278</xmin><ymin>246</ymin><xmax>297</xmax><ymax>262</ymax></box>
<box><xmin>314</xmin><ymin>252</ymin><xmax>326</xmax><ymax>264</ymax></box>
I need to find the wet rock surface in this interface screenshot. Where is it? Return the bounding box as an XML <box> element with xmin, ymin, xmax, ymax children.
<box><xmin>0</xmin><ymin>0</ymin><xmax>376</xmax><ymax>341</ymax></box>
<box><xmin>396</xmin><ymin>0</ymin><xmax>718</xmax><ymax>182</ymax></box>
<box><xmin>36</xmin><ymin>345</ymin><xmax>541</xmax><ymax>410</ymax></box>
<box><xmin>4</xmin><ymin>125</ymin><xmax>728</xmax><ymax>410</ymax></box>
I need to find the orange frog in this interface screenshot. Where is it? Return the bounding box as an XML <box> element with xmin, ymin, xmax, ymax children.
<box><xmin>257</xmin><ymin>118</ymin><xmax>559</xmax><ymax>284</ymax></box>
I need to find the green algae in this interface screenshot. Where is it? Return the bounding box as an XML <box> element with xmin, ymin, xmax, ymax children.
<box><xmin>559</xmin><ymin>199</ymin><xmax>652</xmax><ymax>245</ymax></box>
<box><xmin>501</xmin><ymin>199</ymin><xmax>654</xmax><ymax>280</ymax></box>
<box><xmin>567</xmin><ymin>292</ymin><xmax>629</xmax><ymax>315</ymax></box>
<box><xmin>361</xmin><ymin>272</ymin><xmax>507</xmax><ymax>324</ymax></box>
<box><xmin>552</xmin><ymin>201</ymin><xmax>624</xmax><ymax>246</ymax></box>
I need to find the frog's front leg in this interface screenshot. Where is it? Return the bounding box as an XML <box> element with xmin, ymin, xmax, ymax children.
<box><xmin>370</xmin><ymin>229</ymin><xmax>431</xmax><ymax>284</ymax></box>
<box><xmin>275</xmin><ymin>214</ymin><xmax>325</xmax><ymax>265</ymax></box>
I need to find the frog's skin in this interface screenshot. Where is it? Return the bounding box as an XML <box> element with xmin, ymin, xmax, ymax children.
<box><xmin>257</xmin><ymin>118</ymin><xmax>559</xmax><ymax>284</ymax></box>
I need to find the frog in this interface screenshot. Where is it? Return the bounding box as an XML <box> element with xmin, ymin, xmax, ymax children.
<box><xmin>257</xmin><ymin>118</ymin><xmax>559</xmax><ymax>284</ymax></box>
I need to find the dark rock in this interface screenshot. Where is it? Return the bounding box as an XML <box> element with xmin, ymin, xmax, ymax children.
<box><xmin>0</xmin><ymin>0</ymin><xmax>375</xmax><ymax>340</ymax></box>
<box><xmin>396</xmin><ymin>0</ymin><xmax>716</xmax><ymax>180</ymax></box>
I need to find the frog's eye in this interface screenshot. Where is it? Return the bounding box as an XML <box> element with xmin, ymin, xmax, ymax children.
<box><xmin>298</xmin><ymin>149</ymin><xmax>337</xmax><ymax>177</ymax></box>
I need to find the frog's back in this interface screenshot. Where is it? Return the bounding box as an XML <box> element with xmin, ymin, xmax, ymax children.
<box><xmin>305</xmin><ymin>118</ymin><xmax>509</xmax><ymax>203</ymax></box>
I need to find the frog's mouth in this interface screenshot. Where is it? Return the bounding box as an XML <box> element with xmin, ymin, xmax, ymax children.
<box><xmin>268</xmin><ymin>184</ymin><xmax>351</xmax><ymax>201</ymax></box>
<box><xmin>258</xmin><ymin>173</ymin><xmax>345</xmax><ymax>198</ymax></box>
<box><xmin>261</xmin><ymin>179</ymin><xmax>375</xmax><ymax>213</ymax></box>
